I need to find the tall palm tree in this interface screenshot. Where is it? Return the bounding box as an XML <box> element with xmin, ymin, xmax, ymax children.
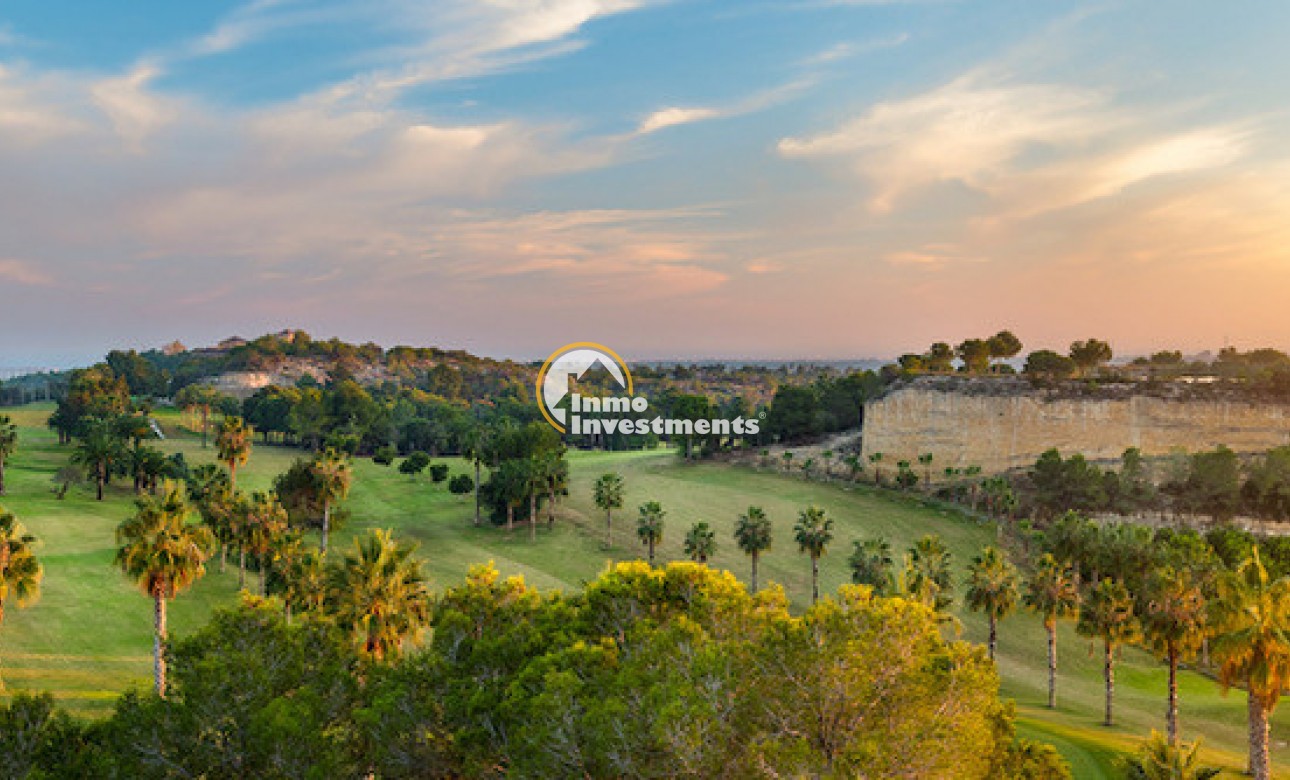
<box><xmin>328</xmin><ymin>529</ymin><xmax>430</xmax><ymax>660</ymax></box>
<box><xmin>175</xmin><ymin>384</ymin><xmax>221</xmax><ymax>448</ymax></box>
<box><xmin>0</xmin><ymin>508</ymin><xmax>42</xmax><ymax>628</ymax></box>
<box><xmin>849</xmin><ymin>537</ymin><xmax>895</xmax><ymax>595</ymax></box>
<box><xmin>794</xmin><ymin>505</ymin><xmax>833</xmax><ymax>605</ymax></box>
<box><xmin>115</xmin><ymin>484</ymin><xmax>214</xmax><ymax>696</ymax></box>
<box><xmin>904</xmin><ymin>534</ymin><xmax>954</xmax><ymax>614</ymax></box>
<box><xmin>1077</xmin><ymin>578</ymin><xmax>1141</xmax><ymax>726</ymax></box>
<box><xmin>1024</xmin><ymin>553</ymin><xmax>1081</xmax><ymax>709</ymax></box>
<box><xmin>188</xmin><ymin>465</ymin><xmax>234</xmax><ymax>572</ymax></box>
<box><xmin>734</xmin><ymin>506</ymin><xmax>772</xmax><ymax>591</ymax></box>
<box><xmin>1141</xmin><ymin>566</ymin><xmax>1208</xmax><ymax>746</ymax></box>
<box><xmin>243</xmin><ymin>492</ymin><xmax>289</xmax><ymax>596</ymax></box>
<box><xmin>309</xmin><ymin>449</ymin><xmax>352</xmax><ymax>555</ymax></box>
<box><xmin>71</xmin><ymin>416</ymin><xmax>122</xmax><ymax>501</ymax></box>
<box><xmin>215</xmin><ymin>415</ymin><xmax>253</xmax><ymax>491</ymax></box>
<box><xmin>594</xmin><ymin>473</ymin><xmax>624</xmax><ymax>550</ymax></box>
<box><xmin>1209</xmin><ymin>548</ymin><xmax>1290</xmax><ymax>780</ymax></box>
<box><xmin>965</xmin><ymin>546</ymin><xmax>1020</xmax><ymax>661</ymax></box>
<box><xmin>0</xmin><ymin>415</ymin><xmax>18</xmax><ymax>495</ymax></box>
<box><xmin>278</xmin><ymin>534</ymin><xmax>326</xmax><ymax>623</ymax></box>
<box><xmin>684</xmin><ymin>522</ymin><xmax>716</xmax><ymax>563</ymax></box>
<box><xmin>461</xmin><ymin>426</ymin><xmax>490</xmax><ymax>527</ymax></box>
<box><xmin>636</xmin><ymin>501</ymin><xmax>665</xmax><ymax>565</ymax></box>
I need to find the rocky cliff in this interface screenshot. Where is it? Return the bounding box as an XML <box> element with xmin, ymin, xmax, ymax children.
<box><xmin>861</xmin><ymin>377</ymin><xmax>1290</xmax><ymax>474</ymax></box>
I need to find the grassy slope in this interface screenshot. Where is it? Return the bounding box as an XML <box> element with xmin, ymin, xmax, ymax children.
<box><xmin>0</xmin><ymin>404</ymin><xmax>1285</xmax><ymax>777</ymax></box>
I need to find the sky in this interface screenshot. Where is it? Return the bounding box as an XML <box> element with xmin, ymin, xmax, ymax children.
<box><xmin>2</xmin><ymin>0</ymin><xmax>1290</xmax><ymax>367</ymax></box>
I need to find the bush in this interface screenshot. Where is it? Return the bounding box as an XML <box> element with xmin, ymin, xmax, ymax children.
<box><xmin>372</xmin><ymin>446</ymin><xmax>397</xmax><ymax>466</ymax></box>
<box><xmin>429</xmin><ymin>464</ymin><xmax>450</xmax><ymax>483</ymax></box>
<box><xmin>449</xmin><ymin>474</ymin><xmax>474</xmax><ymax>497</ymax></box>
<box><xmin>399</xmin><ymin>452</ymin><xmax>431</xmax><ymax>475</ymax></box>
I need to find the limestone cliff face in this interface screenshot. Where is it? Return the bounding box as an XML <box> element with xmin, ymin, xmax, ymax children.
<box><xmin>861</xmin><ymin>379</ymin><xmax>1290</xmax><ymax>473</ymax></box>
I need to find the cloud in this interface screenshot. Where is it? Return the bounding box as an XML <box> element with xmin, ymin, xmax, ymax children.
<box><xmin>636</xmin><ymin>107</ymin><xmax>721</xmax><ymax>135</ymax></box>
<box><xmin>0</xmin><ymin>259</ymin><xmax>53</xmax><ymax>286</ymax></box>
<box><xmin>90</xmin><ymin>65</ymin><xmax>178</xmax><ymax>149</ymax></box>
<box><xmin>634</xmin><ymin>78</ymin><xmax>816</xmax><ymax>136</ymax></box>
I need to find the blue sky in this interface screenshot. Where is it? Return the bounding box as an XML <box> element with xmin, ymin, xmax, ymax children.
<box><xmin>2</xmin><ymin>1</ymin><xmax>1290</xmax><ymax>366</ymax></box>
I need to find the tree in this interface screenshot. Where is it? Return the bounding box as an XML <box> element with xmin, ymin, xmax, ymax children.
<box><xmin>903</xmin><ymin>534</ymin><xmax>953</xmax><ymax>614</ymax></box>
<box><xmin>734</xmin><ymin>506</ymin><xmax>772</xmax><ymax>591</ymax></box>
<box><xmin>174</xmin><ymin>384</ymin><xmax>223</xmax><ymax>448</ymax></box>
<box><xmin>965</xmin><ymin>546</ymin><xmax>1019</xmax><ymax>661</ymax></box>
<box><xmin>1024</xmin><ymin>553</ymin><xmax>1081</xmax><ymax>709</ymax></box>
<box><xmin>429</xmin><ymin>463</ymin><xmax>450</xmax><ymax>484</ymax></box>
<box><xmin>1141</xmin><ymin>567</ymin><xmax>1207</xmax><ymax>746</ymax></box>
<box><xmin>957</xmin><ymin>339</ymin><xmax>992</xmax><ymax>373</ymax></box>
<box><xmin>1069</xmin><ymin>339</ymin><xmax>1113</xmax><ymax>376</ymax></box>
<box><xmin>214</xmin><ymin>415</ymin><xmax>253</xmax><ymax>491</ymax></box>
<box><xmin>399</xmin><ymin>451</ymin><xmax>431</xmax><ymax>476</ymax></box>
<box><xmin>684</xmin><ymin>522</ymin><xmax>716</xmax><ymax>563</ymax></box>
<box><xmin>242</xmin><ymin>492</ymin><xmax>289</xmax><ymax>596</ymax></box>
<box><xmin>310</xmin><ymin>450</ymin><xmax>352</xmax><ymax>555</ymax></box>
<box><xmin>70</xmin><ymin>416</ymin><xmax>123</xmax><ymax>500</ymax></box>
<box><xmin>636</xmin><ymin>501</ymin><xmax>665</xmax><ymax>564</ymax></box>
<box><xmin>115</xmin><ymin>484</ymin><xmax>214</xmax><ymax>696</ymax></box>
<box><xmin>1209</xmin><ymin>548</ymin><xmax>1290</xmax><ymax>780</ymax></box>
<box><xmin>461</xmin><ymin>426</ymin><xmax>490</xmax><ymax>526</ymax></box>
<box><xmin>988</xmin><ymin>330</ymin><xmax>1023</xmax><ymax>364</ymax></box>
<box><xmin>594</xmin><ymin>473</ymin><xmax>625</xmax><ymax>549</ymax></box>
<box><xmin>279</xmin><ymin>539</ymin><xmax>327</xmax><ymax>623</ymax></box>
<box><xmin>448</xmin><ymin>473</ymin><xmax>474</xmax><ymax>499</ymax></box>
<box><xmin>0</xmin><ymin>415</ymin><xmax>17</xmax><ymax>495</ymax></box>
<box><xmin>1024</xmin><ymin>350</ymin><xmax>1076</xmax><ymax>379</ymax></box>
<box><xmin>328</xmin><ymin>529</ymin><xmax>430</xmax><ymax>660</ymax></box>
<box><xmin>0</xmin><ymin>508</ymin><xmax>42</xmax><ymax>630</ymax></box>
<box><xmin>1076</xmin><ymin>578</ymin><xmax>1140</xmax><ymax>726</ymax></box>
<box><xmin>849</xmin><ymin>537</ymin><xmax>895</xmax><ymax>595</ymax></box>
<box><xmin>794</xmin><ymin>505</ymin><xmax>833</xmax><ymax>604</ymax></box>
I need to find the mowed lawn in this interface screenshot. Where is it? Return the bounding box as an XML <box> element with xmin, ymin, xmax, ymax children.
<box><xmin>0</xmin><ymin>404</ymin><xmax>1285</xmax><ymax>777</ymax></box>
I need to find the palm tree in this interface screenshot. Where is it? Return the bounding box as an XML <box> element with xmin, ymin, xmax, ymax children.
<box><xmin>965</xmin><ymin>546</ymin><xmax>1019</xmax><ymax>661</ymax></box>
<box><xmin>0</xmin><ymin>415</ymin><xmax>18</xmax><ymax>495</ymax></box>
<box><xmin>918</xmin><ymin>452</ymin><xmax>934</xmax><ymax>487</ymax></box>
<box><xmin>309</xmin><ymin>449</ymin><xmax>352</xmax><ymax>555</ymax></box>
<box><xmin>684</xmin><ymin>522</ymin><xmax>716</xmax><ymax>563</ymax></box>
<box><xmin>542</xmin><ymin>451</ymin><xmax>568</xmax><ymax>528</ymax></box>
<box><xmin>278</xmin><ymin>535</ymin><xmax>326</xmax><ymax>623</ymax></box>
<box><xmin>329</xmin><ymin>529</ymin><xmax>430</xmax><ymax>660</ymax></box>
<box><xmin>188</xmin><ymin>465</ymin><xmax>235</xmax><ymax>572</ymax></box>
<box><xmin>636</xmin><ymin>501</ymin><xmax>665</xmax><ymax>564</ymax></box>
<box><xmin>734</xmin><ymin>506</ymin><xmax>772</xmax><ymax>591</ymax></box>
<box><xmin>1209</xmin><ymin>548</ymin><xmax>1290</xmax><ymax>780</ymax></box>
<box><xmin>115</xmin><ymin>484</ymin><xmax>214</xmax><ymax>696</ymax></box>
<box><xmin>794</xmin><ymin>505</ymin><xmax>833</xmax><ymax>605</ymax></box>
<box><xmin>0</xmin><ymin>508</ymin><xmax>42</xmax><ymax>629</ymax></box>
<box><xmin>1024</xmin><ymin>553</ymin><xmax>1081</xmax><ymax>709</ymax></box>
<box><xmin>904</xmin><ymin>534</ymin><xmax>954</xmax><ymax>613</ymax></box>
<box><xmin>848</xmin><ymin>537</ymin><xmax>895</xmax><ymax>595</ymax></box>
<box><xmin>243</xmin><ymin>492</ymin><xmax>289</xmax><ymax>596</ymax></box>
<box><xmin>215</xmin><ymin>415</ymin><xmax>253</xmax><ymax>490</ymax></box>
<box><xmin>1077</xmin><ymin>578</ymin><xmax>1141</xmax><ymax>726</ymax></box>
<box><xmin>175</xmin><ymin>384</ymin><xmax>221</xmax><ymax>448</ymax></box>
<box><xmin>1141</xmin><ymin>566</ymin><xmax>1208</xmax><ymax>746</ymax></box>
<box><xmin>594</xmin><ymin>473</ymin><xmax>624</xmax><ymax>549</ymax></box>
<box><xmin>71</xmin><ymin>416</ymin><xmax>122</xmax><ymax>500</ymax></box>
<box><xmin>461</xmin><ymin>426</ymin><xmax>490</xmax><ymax>526</ymax></box>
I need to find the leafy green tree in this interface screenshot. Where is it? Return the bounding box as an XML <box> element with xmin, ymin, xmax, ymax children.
<box><xmin>1024</xmin><ymin>553</ymin><xmax>1081</xmax><ymax>709</ymax></box>
<box><xmin>1076</xmin><ymin>578</ymin><xmax>1140</xmax><ymax>726</ymax></box>
<box><xmin>1024</xmin><ymin>350</ymin><xmax>1076</xmax><ymax>379</ymax></box>
<box><xmin>214</xmin><ymin>415</ymin><xmax>253</xmax><ymax>491</ymax></box>
<box><xmin>594</xmin><ymin>472</ymin><xmax>625</xmax><ymax>549</ymax></box>
<box><xmin>904</xmin><ymin>534</ymin><xmax>954</xmax><ymax>614</ymax></box>
<box><xmin>1141</xmin><ymin>566</ymin><xmax>1208</xmax><ymax>746</ymax></box>
<box><xmin>429</xmin><ymin>463</ymin><xmax>450</xmax><ymax>483</ymax></box>
<box><xmin>309</xmin><ymin>449</ymin><xmax>352</xmax><ymax>555</ymax></box>
<box><xmin>794</xmin><ymin>505</ymin><xmax>833</xmax><ymax>604</ymax></box>
<box><xmin>734</xmin><ymin>506</ymin><xmax>772</xmax><ymax>591</ymax></box>
<box><xmin>636</xmin><ymin>501</ymin><xmax>665</xmax><ymax>564</ymax></box>
<box><xmin>966</xmin><ymin>546</ymin><xmax>1019</xmax><ymax>661</ymax></box>
<box><xmin>988</xmin><ymin>330</ymin><xmax>1024</xmax><ymax>364</ymax></box>
<box><xmin>957</xmin><ymin>339</ymin><xmax>992</xmax><ymax>373</ymax></box>
<box><xmin>115</xmin><ymin>484</ymin><xmax>215</xmax><ymax>696</ymax></box>
<box><xmin>0</xmin><ymin>415</ymin><xmax>17</xmax><ymax>495</ymax></box>
<box><xmin>1209</xmin><ymin>548</ymin><xmax>1290</xmax><ymax>780</ymax></box>
<box><xmin>849</xmin><ymin>537</ymin><xmax>895</xmax><ymax>595</ymax></box>
<box><xmin>448</xmin><ymin>473</ymin><xmax>474</xmax><ymax>499</ymax></box>
<box><xmin>684</xmin><ymin>521</ymin><xmax>716</xmax><ymax>563</ymax></box>
<box><xmin>0</xmin><ymin>508</ymin><xmax>42</xmax><ymax>632</ymax></box>
<box><xmin>399</xmin><ymin>451</ymin><xmax>431</xmax><ymax>476</ymax></box>
<box><xmin>1182</xmin><ymin>445</ymin><xmax>1241</xmax><ymax>521</ymax></box>
<box><xmin>925</xmin><ymin>341</ymin><xmax>955</xmax><ymax>372</ymax></box>
<box><xmin>1069</xmin><ymin>339</ymin><xmax>1113</xmax><ymax>376</ymax></box>
<box><xmin>329</xmin><ymin>529</ymin><xmax>430</xmax><ymax>660</ymax></box>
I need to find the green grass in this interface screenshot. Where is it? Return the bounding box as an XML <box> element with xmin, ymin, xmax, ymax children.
<box><xmin>0</xmin><ymin>404</ymin><xmax>1285</xmax><ymax>777</ymax></box>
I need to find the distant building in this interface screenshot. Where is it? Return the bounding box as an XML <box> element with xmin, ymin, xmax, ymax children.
<box><xmin>161</xmin><ymin>340</ymin><xmax>187</xmax><ymax>356</ymax></box>
<box><xmin>217</xmin><ymin>336</ymin><xmax>249</xmax><ymax>351</ymax></box>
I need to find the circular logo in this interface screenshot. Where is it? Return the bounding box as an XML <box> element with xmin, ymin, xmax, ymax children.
<box><xmin>535</xmin><ymin>342</ymin><xmax>633</xmax><ymax>433</ymax></box>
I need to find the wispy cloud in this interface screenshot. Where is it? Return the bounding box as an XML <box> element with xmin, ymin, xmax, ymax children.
<box><xmin>0</xmin><ymin>259</ymin><xmax>53</xmax><ymax>286</ymax></box>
